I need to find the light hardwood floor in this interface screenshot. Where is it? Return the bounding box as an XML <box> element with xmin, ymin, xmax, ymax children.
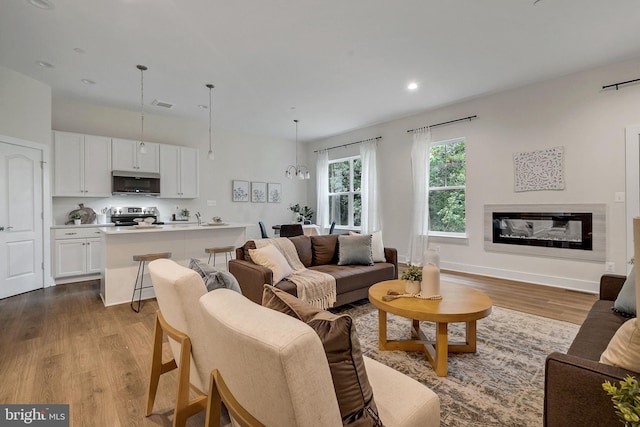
<box><xmin>0</xmin><ymin>272</ymin><xmax>597</xmax><ymax>426</ymax></box>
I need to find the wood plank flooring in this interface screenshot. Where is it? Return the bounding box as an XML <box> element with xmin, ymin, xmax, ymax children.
<box><xmin>0</xmin><ymin>272</ymin><xmax>597</xmax><ymax>426</ymax></box>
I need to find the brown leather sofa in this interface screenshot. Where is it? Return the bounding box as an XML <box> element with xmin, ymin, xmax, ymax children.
<box><xmin>544</xmin><ymin>274</ymin><xmax>638</xmax><ymax>426</ymax></box>
<box><xmin>229</xmin><ymin>234</ymin><xmax>398</xmax><ymax>306</ymax></box>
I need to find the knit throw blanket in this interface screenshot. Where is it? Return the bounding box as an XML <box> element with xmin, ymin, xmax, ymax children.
<box><xmin>255</xmin><ymin>238</ymin><xmax>337</xmax><ymax>309</ymax></box>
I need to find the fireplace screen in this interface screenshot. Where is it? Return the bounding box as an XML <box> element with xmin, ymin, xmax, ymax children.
<box><xmin>492</xmin><ymin>212</ymin><xmax>592</xmax><ymax>251</ymax></box>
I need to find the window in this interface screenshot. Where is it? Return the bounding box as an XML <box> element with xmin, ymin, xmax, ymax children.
<box><xmin>328</xmin><ymin>156</ymin><xmax>362</xmax><ymax>229</ymax></box>
<box><xmin>429</xmin><ymin>137</ymin><xmax>466</xmax><ymax>235</ymax></box>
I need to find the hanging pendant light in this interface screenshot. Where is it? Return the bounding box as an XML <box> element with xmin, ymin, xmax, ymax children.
<box><xmin>137</xmin><ymin>65</ymin><xmax>148</xmax><ymax>154</ymax></box>
<box><xmin>285</xmin><ymin>119</ymin><xmax>310</xmax><ymax>180</ymax></box>
<box><xmin>206</xmin><ymin>83</ymin><xmax>215</xmax><ymax>160</ymax></box>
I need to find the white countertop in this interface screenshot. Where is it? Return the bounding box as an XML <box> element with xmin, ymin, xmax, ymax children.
<box><xmin>100</xmin><ymin>223</ymin><xmax>251</xmax><ymax>235</ymax></box>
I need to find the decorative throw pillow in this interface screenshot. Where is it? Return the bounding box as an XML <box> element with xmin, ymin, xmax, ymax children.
<box><xmin>262</xmin><ymin>286</ymin><xmax>384</xmax><ymax>427</ymax></box>
<box><xmin>613</xmin><ymin>267</ymin><xmax>637</xmax><ymax>318</ymax></box>
<box><xmin>188</xmin><ymin>258</ymin><xmax>242</xmax><ymax>293</ymax></box>
<box><xmin>338</xmin><ymin>234</ymin><xmax>374</xmax><ymax>266</ymax></box>
<box><xmin>249</xmin><ymin>244</ymin><xmax>293</xmax><ymax>283</ymax></box>
<box><xmin>311</xmin><ymin>235</ymin><xmax>339</xmax><ymax>265</ymax></box>
<box><xmin>599</xmin><ymin>318</ymin><xmax>640</xmax><ymax>372</ymax></box>
<box><xmin>349</xmin><ymin>231</ymin><xmax>386</xmax><ymax>263</ymax></box>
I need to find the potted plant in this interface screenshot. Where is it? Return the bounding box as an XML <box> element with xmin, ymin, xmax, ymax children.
<box><xmin>180</xmin><ymin>208</ymin><xmax>190</xmax><ymax>220</ymax></box>
<box><xmin>603</xmin><ymin>376</ymin><xmax>640</xmax><ymax>426</ymax></box>
<box><xmin>401</xmin><ymin>265</ymin><xmax>422</xmax><ymax>294</ymax></box>
<box><xmin>289</xmin><ymin>204</ymin><xmax>313</xmax><ymax>223</ymax></box>
<box><xmin>71</xmin><ymin>212</ymin><xmax>82</xmax><ymax>225</ymax></box>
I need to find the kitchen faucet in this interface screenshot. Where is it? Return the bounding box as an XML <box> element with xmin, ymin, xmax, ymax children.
<box><xmin>195</xmin><ymin>212</ymin><xmax>201</xmax><ymax>225</ymax></box>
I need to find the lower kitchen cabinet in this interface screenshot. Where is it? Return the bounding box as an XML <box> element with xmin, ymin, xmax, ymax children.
<box><xmin>53</xmin><ymin>228</ymin><xmax>103</xmax><ymax>279</ymax></box>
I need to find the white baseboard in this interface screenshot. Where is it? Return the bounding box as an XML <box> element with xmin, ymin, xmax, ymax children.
<box><xmin>399</xmin><ymin>255</ymin><xmax>599</xmax><ymax>294</ymax></box>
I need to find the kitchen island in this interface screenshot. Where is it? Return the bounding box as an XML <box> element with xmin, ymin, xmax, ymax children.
<box><xmin>99</xmin><ymin>223</ymin><xmax>250</xmax><ymax>307</ymax></box>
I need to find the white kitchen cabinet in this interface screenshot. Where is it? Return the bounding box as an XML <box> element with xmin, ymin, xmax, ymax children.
<box><xmin>112</xmin><ymin>138</ymin><xmax>160</xmax><ymax>173</ymax></box>
<box><xmin>159</xmin><ymin>144</ymin><xmax>199</xmax><ymax>198</ymax></box>
<box><xmin>53</xmin><ymin>131</ymin><xmax>112</xmax><ymax>197</ymax></box>
<box><xmin>53</xmin><ymin>228</ymin><xmax>103</xmax><ymax>278</ymax></box>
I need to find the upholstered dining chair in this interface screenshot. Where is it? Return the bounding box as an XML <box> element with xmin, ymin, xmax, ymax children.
<box><xmin>279</xmin><ymin>223</ymin><xmax>303</xmax><ymax>237</ymax></box>
<box><xmin>147</xmin><ymin>259</ymin><xmax>214</xmax><ymax>427</ymax></box>
<box><xmin>329</xmin><ymin>221</ymin><xmax>336</xmax><ymax>234</ymax></box>
<box><xmin>258</xmin><ymin>221</ymin><xmax>268</xmax><ymax>238</ymax></box>
<box><xmin>197</xmin><ymin>288</ymin><xmax>440</xmax><ymax>427</ymax></box>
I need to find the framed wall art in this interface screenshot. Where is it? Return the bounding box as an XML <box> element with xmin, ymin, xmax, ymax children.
<box><xmin>268</xmin><ymin>183</ymin><xmax>282</xmax><ymax>203</ymax></box>
<box><xmin>232</xmin><ymin>180</ymin><xmax>249</xmax><ymax>202</ymax></box>
<box><xmin>251</xmin><ymin>182</ymin><xmax>267</xmax><ymax>203</ymax></box>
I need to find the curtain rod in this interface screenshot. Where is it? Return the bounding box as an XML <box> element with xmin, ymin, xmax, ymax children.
<box><xmin>602</xmin><ymin>77</ymin><xmax>640</xmax><ymax>91</ymax></box>
<box><xmin>313</xmin><ymin>136</ymin><xmax>382</xmax><ymax>153</ymax></box>
<box><xmin>406</xmin><ymin>115</ymin><xmax>478</xmax><ymax>133</ymax></box>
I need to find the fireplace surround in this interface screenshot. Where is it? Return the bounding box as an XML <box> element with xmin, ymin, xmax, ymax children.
<box><xmin>484</xmin><ymin>204</ymin><xmax>605</xmax><ymax>262</ymax></box>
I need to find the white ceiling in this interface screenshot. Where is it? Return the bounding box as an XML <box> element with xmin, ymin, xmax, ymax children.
<box><xmin>2</xmin><ymin>0</ymin><xmax>640</xmax><ymax>142</ymax></box>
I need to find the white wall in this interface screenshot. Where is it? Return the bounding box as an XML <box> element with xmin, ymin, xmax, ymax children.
<box><xmin>52</xmin><ymin>100</ymin><xmax>308</xmax><ymax>240</ymax></box>
<box><xmin>0</xmin><ymin>66</ymin><xmax>51</xmax><ymax>144</ymax></box>
<box><xmin>304</xmin><ymin>57</ymin><xmax>640</xmax><ymax>293</ymax></box>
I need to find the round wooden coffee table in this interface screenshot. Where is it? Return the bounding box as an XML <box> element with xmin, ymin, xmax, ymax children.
<box><xmin>369</xmin><ymin>279</ymin><xmax>493</xmax><ymax>377</ymax></box>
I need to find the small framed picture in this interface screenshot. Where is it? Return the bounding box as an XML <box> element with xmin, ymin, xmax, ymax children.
<box><xmin>232</xmin><ymin>180</ymin><xmax>249</xmax><ymax>202</ymax></box>
<box><xmin>268</xmin><ymin>183</ymin><xmax>282</xmax><ymax>203</ymax></box>
<box><xmin>251</xmin><ymin>182</ymin><xmax>267</xmax><ymax>203</ymax></box>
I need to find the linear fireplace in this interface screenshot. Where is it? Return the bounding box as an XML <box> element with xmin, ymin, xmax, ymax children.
<box><xmin>484</xmin><ymin>204</ymin><xmax>605</xmax><ymax>262</ymax></box>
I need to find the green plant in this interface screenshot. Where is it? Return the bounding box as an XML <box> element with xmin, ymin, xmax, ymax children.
<box><xmin>603</xmin><ymin>375</ymin><xmax>640</xmax><ymax>426</ymax></box>
<box><xmin>401</xmin><ymin>265</ymin><xmax>422</xmax><ymax>282</ymax></box>
<box><xmin>70</xmin><ymin>212</ymin><xmax>82</xmax><ymax>220</ymax></box>
<box><xmin>289</xmin><ymin>204</ymin><xmax>313</xmax><ymax>220</ymax></box>
<box><xmin>180</xmin><ymin>208</ymin><xmax>190</xmax><ymax>218</ymax></box>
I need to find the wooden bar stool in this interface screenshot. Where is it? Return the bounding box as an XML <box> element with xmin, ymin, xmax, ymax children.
<box><xmin>131</xmin><ymin>252</ymin><xmax>171</xmax><ymax>313</ymax></box>
<box><xmin>204</xmin><ymin>246</ymin><xmax>235</xmax><ymax>268</ymax></box>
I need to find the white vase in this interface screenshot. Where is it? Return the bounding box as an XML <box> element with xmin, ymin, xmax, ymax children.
<box><xmin>73</xmin><ymin>219</ymin><xmax>81</xmax><ymax>225</ymax></box>
<box><xmin>405</xmin><ymin>280</ymin><xmax>421</xmax><ymax>294</ymax></box>
<box><xmin>421</xmin><ymin>263</ymin><xmax>440</xmax><ymax>296</ymax></box>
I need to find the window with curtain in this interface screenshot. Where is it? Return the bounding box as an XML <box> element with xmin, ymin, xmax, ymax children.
<box><xmin>429</xmin><ymin>137</ymin><xmax>466</xmax><ymax>235</ymax></box>
<box><xmin>328</xmin><ymin>156</ymin><xmax>362</xmax><ymax>229</ymax></box>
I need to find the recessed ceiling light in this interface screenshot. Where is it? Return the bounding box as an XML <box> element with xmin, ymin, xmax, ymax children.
<box><xmin>73</xmin><ymin>47</ymin><xmax>86</xmax><ymax>54</ymax></box>
<box><xmin>408</xmin><ymin>82</ymin><xmax>418</xmax><ymax>91</ymax></box>
<box><xmin>81</xmin><ymin>79</ymin><xmax>96</xmax><ymax>85</ymax></box>
<box><xmin>198</xmin><ymin>104</ymin><xmax>208</xmax><ymax>109</ymax></box>
<box><xmin>36</xmin><ymin>60</ymin><xmax>54</xmax><ymax>68</ymax></box>
<box><xmin>27</xmin><ymin>0</ymin><xmax>54</xmax><ymax>10</ymax></box>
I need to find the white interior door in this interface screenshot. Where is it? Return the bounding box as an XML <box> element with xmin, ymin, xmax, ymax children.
<box><xmin>625</xmin><ymin>126</ymin><xmax>640</xmax><ymax>268</ymax></box>
<box><xmin>0</xmin><ymin>142</ymin><xmax>44</xmax><ymax>299</ymax></box>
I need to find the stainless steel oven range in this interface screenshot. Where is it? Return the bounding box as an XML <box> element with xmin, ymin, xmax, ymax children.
<box><xmin>108</xmin><ymin>206</ymin><xmax>164</xmax><ymax>226</ymax></box>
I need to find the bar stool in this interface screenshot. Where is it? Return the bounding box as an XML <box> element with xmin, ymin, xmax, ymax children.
<box><xmin>130</xmin><ymin>252</ymin><xmax>171</xmax><ymax>313</ymax></box>
<box><xmin>204</xmin><ymin>246</ymin><xmax>235</xmax><ymax>269</ymax></box>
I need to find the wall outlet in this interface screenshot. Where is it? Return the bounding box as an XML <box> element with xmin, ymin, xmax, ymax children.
<box><xmin>174</xmin><ymin>205</ymin><xmax>180</xmax><ymax>211</ymax></box>
<box><xmin>614</xmin><ymin>192</ymin><xmax>625</xmax><ymax>202</ymax></box>
<box><xmin>605</xmin><ymin>262</ymin><xmax>615</xmax><ymax>272</ymax></box>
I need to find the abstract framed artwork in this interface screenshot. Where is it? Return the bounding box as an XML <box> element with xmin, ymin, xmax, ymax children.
<box><xmin>513</xmin><ymin>146</ymin><xmax>565</xmax><ymax>192</ymax></box>
<box><xmin>251</xmin><ymin>182</ymin><xmax>267</xmax><ymax>203</ymax></box>
<box><xmin>232</xmin><ymin>180</ymin><xmax>249</xmax><ymax>202</ymax></box>
<box><xmin>268</xmin><ymin>183</ymin><xmax>282</xmax><ymax>203</ymax></box>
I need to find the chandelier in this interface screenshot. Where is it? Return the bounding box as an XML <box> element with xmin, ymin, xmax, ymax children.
<box><xmin>285</xmin><ymin>119</ymin><xmax>310</xmax><ymax>180</ymax></box>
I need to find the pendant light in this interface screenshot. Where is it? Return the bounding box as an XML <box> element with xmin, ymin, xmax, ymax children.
<box><xmin>206</xmin><ymin>83</ymin><xmax>215</xmax><ymax>160</ymax></box>
<box><xmin>285</xmin><ymin>119</ymin><xmax>310</xmax><ymax>180</ymax></box>
<box><xmin>137</xmin><ymin>64</ymin><xmax>148</xmax><ymax>154</ymax></box>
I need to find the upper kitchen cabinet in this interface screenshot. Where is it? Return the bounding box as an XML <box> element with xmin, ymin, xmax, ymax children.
<box><xmin>112</xmin><ymin>138</ymin><xmax>160</xmax><ymax>173</ymax></box>
<box><xmin>53</xmin><ymin>131</ymin><xmax>112</xmax><ymax>197</ymax></box>
<box><xmin>159</xmin><ymin>144</ymin><xmax>199</xmax><ymax>198</ymax></box>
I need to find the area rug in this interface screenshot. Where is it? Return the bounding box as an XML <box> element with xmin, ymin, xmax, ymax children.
<box><xmin>333</xmin><ymin>301</ymin><xmax>580</xmax><ymax>427</ymax></box>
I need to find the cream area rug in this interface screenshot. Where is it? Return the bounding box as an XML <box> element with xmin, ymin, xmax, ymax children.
<box><xmin>333</xmin><ymin>301</ymin><xmax>580</xmax><ymax>427</ymax></box>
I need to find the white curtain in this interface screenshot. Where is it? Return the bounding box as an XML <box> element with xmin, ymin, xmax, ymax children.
<box><xmin>316</xmin><ymin>149</ymin><xmax>330</xmax><ymax>233</ymax></box>
<box><xmin>407</xmin><ymin>128</ymin><xmax>431</xmax><ymax>266</ymax></box>
<box><xmin>360</xmin><ymin>139</ymin><xmax>381</xmax><ymax>234</ymax></box>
